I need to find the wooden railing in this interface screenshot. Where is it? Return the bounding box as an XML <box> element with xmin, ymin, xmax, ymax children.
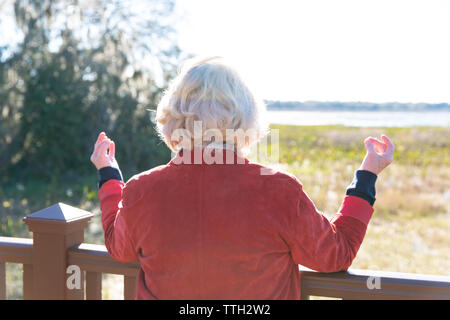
<box><xmin>1</xmin><ymin>202</ymin><xmax>450</xmax><ymax>300</ymax></box>
<box><xmin>0</xmin><ymin>237</ymin><xmax>33</xmax><ymax>299</ymax></box>
<box><xmin>67</xmin><ymin>243</ymin><xmax>139</xmax><ymax>300</ymax></box>
<box><xmin>299</xmin><ymin>267</ymin><xmax>450</xmax><ymax>299</ymax></box>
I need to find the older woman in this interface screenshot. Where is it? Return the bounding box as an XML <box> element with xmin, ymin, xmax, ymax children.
<box><xmin>90</xmin><ymin>56</ymin><xmax>394</xmax><ymax>300</ymax></box>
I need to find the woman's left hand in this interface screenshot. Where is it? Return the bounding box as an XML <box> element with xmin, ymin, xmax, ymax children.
<box><xmin>90</xmin><ymin>132</ymin><xmax>120</xmax><ymax>170</ymax></box>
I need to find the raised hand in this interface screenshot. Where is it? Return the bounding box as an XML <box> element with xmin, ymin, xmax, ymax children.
<box><xmin>90</xmin><ymin>132</ymin><xmax>120</xmax><ymax>170</ymax></box>
<box><xmin>359</xmin><ymin>135</ymin><xmax>394</xmax><ymax>175</ymax></box>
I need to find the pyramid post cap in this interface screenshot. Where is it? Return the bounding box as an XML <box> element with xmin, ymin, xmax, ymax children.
<box><xmin>23</xmin><ymin>202</ymin><xmax>94</xmax><ymax>223</ymax></box>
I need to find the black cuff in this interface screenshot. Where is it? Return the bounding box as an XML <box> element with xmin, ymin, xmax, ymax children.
<box><xmin>98</xmin><ymin>166</ymin><xmax>123</xmax><ymax>189</ymax></box>
<box><xmin>346</xmin><ymin>170</ymin><xmax>377</xmax><ymax>206</ymax></box>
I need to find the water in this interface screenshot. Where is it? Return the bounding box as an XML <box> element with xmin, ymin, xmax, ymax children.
<box><xmin>267</xmin><ymin>110</ymin><xmax>450</xmax><ymax>127</ymax></box>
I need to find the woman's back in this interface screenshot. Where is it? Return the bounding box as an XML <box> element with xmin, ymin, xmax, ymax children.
<box><xmin>118</xmin><ymin>149</ymin><xmax>301</xmax><ymax>299</ymax></box>
<box><xmin>99</xmin><ymin>148</ymin><xmax>376</xmax><ymax>299</ymax></box>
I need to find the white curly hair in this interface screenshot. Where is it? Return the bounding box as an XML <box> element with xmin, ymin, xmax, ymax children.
<box><xmin>155</xmin><ymin>56</ymin><xmax>268</xmax><ymax>152</ymax></box>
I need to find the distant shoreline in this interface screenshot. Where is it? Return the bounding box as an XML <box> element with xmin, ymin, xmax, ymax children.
<box><xmin>265</xmin><ymin>100</ymin><xmax>450</xmax><ymax>112</ymax></box>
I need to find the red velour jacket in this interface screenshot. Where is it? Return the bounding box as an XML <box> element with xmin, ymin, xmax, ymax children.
<box><xmin>98</xmin><ymin>148</ymin><xmax>373</xmax><ymax>299</ymax></box>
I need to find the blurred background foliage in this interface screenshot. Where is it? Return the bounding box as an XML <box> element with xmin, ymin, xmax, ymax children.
<box><xmin>0</xmin><ymin>0</ymin><xmax>183</xmax><ymax>183</ymax></box>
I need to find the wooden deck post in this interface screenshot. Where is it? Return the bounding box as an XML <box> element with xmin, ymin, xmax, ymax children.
<box><xmin>23</xmin><ymin>203</ymin><xmax>93</xmax><ymax>300</ymax></box>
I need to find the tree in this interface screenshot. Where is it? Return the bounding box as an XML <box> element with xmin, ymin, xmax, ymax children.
<box><xmin>0</xmin><ymin>0</ymin><xmax>183</xmax><ymax>181</ymax></box>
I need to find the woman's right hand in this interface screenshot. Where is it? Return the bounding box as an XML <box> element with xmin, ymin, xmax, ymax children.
<box><xmin>359</xmin><ymin>135</ymin><xmax>394</xmax><ymax>175</ymax></box>
<box><xmin>90</xmin><ymin>132</ymin><xmax>120</xmax><ymax>170</ymax></box>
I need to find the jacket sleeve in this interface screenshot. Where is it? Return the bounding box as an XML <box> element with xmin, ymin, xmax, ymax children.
<box><xmin>284</xmin><ymin>185</ymin><xmax>374</xmax><ymax>273</ymax></box>
<box><xmin>98</xmin><ymin>179</ymin><xmax>139</xmax><ymax>263</ymax></box>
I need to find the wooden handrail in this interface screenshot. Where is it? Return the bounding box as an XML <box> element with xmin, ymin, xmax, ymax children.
<box><xmin>67</xmin><ymin>243</ymin><xmax>139</xmax><ymax>276</ymax></box>
<box><xmin>0</xmin><ymin>237</ymin><xmax>33</xmax><ymax>264</ymax></box>
<box><xmin>300</xmin><ymin>267</ymin><xmax>450</xmax><ymax>300</ymax></box>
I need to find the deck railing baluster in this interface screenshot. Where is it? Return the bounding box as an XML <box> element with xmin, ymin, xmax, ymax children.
<box><xmin>22</xmin><ymin>264</ymin><xmax>33</xmax><ymax>300</ymax></box>
<box><xmin>124</xmin><ymin>275</ymin><xmax>137</xmax><ymax>300</ymax></box>
<box><xmin>0</xmin><ymin>262</ymin><xmax>6</xmax><ymax>300</ymax></box>
<box><xmin>86</xmin><ymin>271</ymin><xmax>102</xmax><ymax>300</ymax></box>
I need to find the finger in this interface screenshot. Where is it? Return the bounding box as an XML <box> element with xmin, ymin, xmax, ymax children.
<box><xmin>364</xmin><ymin>136</ymin><xmax>379</xmax><ymax>147</ymax></box>
<box><xmin>109</xmin><ymin>140</ymin><xmax>115</xmax><ymax>158</ymax></box>
<box><xmin>95</xmin><ymin>132</ymin><xmax>106</xmax><ymax>148</ymax></box>
<box><xmin>96</xmin><ymin>132</ymin><xmax>105</xmax><ymax>143</ymax></box>
<box><xmin>370</xmin><ymin>138</ymin><xmax>386</xmax><ymax>153</ymax></box>
<box><xmin>99</xmin><ymin>140</ymin><xmax>110</xmax><ymax>157</ymax></box>
<box><xmin>381</xmin><ymin>135</ymin><xmax>394</xmax><ymax>153</ymax></box>
<box><xmin>94</xmin><ymin>140</ymin><xmax>109</xmax><ymax>157</ymax></box>
<box><xmin>364</xmin><ymin>139</ymin><xmax>376</xmax><ymax>153</ymax></box>
<box><xmin>92</xmin><ymin>141</ymin><xmax>102</xmax><ymax>157</ymax></box>
<box><xmin>93</xmin><ymin>136</ymin><xmax>107</xmax><ymax>154</ymax></box>
<box><xmin>104</xmin><ymin>138</ymin><xmax>112</xmax><ymax>155</ymax></box>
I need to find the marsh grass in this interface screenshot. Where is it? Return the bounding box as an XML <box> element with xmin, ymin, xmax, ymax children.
<box><xmin>254</xmin><ymin>125</ymin><xmax>450</xmax><ymax>276</ymax></box>
<box><xmin>1</xmin><ymin>125</ymin><xmax>449</xmax><ymax>299</ymax></box>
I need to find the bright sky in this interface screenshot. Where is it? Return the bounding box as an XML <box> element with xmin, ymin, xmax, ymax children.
<box><xmin>175</xmin><ymin>0</ymin><xmax>450</xmax><ymax>103</ymax></box>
